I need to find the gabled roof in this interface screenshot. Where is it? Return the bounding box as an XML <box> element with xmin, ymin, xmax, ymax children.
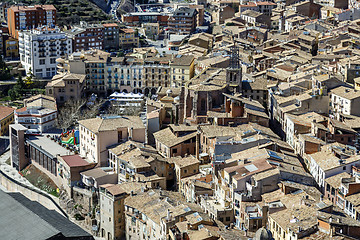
<box><xmin>153</xmin><ymin>128</ymin><xmax>197</xmax><ymax>148</ymax></box>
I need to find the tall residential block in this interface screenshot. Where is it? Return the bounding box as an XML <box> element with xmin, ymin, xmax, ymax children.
<box><xmin>19</xmin><ymin>26</ymin><xmax>72</xmax><ymax>78</ymax></box>
<box><xmin>7</xmin><ymin>5</ymin><xmax>56</xmax><ymax>39</ymax></box>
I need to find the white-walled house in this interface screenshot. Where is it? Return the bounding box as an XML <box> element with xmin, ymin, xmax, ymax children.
<box><xmin>78</xmin><ymin>116</ymin><xmax>145</xmax><ymax>166</ymax></box>
<box><xmin>14</xmin><ymin>106</ymin><xmax>57</xmax><ymax>132</ymax></box>
<box><xmin>306</xmin><ymin>146</ymin><xmax>360</xmax><ymax>189</ymax></box>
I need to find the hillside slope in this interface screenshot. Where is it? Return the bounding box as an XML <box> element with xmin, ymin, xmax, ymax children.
<box><xmin>3</xmin><ymin>0</ymin><xmax>111</xmax><ymax>26</ymax></box>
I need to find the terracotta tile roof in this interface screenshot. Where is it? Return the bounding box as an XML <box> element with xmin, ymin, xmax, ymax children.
<box><xmin>0</xmin><ymin>106</ymin><xmax>14</xmax><ymax>120</ymax></box>
<box><xmin>120</xmin><ymin>28</ymin><xmax>134</xmax><ymax>33</ymax></box>
<box><xmin>256</xmin><ymin>1</ymin><xmax>276</xmax><ymax>5</ymax></box>
<box><xmin>60</xmin><ymin>154</ymin><xmax>91</xmax><ymax>167</ymax></box>
<box><xmin>102</xmin><ymin>23</ymin><xmax>118</xmax><ymax>27</ymax></box>
<box><xmin>10</xmin><ymin>5</ymin><xmax>56</xmax><ymax>11</ymax></box>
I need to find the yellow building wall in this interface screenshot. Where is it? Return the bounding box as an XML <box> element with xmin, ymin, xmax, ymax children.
<box><xmin>0</xmin><ymin>112</ymin><xmax>14</xmax><ymax>136</ymax></box>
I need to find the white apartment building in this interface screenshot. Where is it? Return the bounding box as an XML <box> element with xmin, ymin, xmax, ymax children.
<box><xmin>19</xmin><ymin>26</ymin><xmax>72</xmax><ymax>79</ymax></box>
<box><xmin>14</xmin><ymin>106</ymin><xmax>57</xmax><ymax>133</ymax></box>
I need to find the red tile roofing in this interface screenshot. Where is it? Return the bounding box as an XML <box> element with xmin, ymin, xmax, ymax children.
<box><xmin>0</xmin><ymin>106</ymin><xmax>14</xmax><ymax>120</ymax></box>
<box><xmin>256</xmin><ymin>1</ymin><xmax>276</xmax><ymax>5</ymax></box>
<box><xmin>61</xmin><ymin>155</ymin><xmax>91</xmax><ymax>167</ymax></box>
<box><xmin>103</xmin><ymin>23</ymin><xmax>118</xmax><ymax>27</ymax></box>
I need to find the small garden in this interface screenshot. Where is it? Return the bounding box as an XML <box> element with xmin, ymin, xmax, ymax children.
<box><xmin>21</xmin><ymin>164</ymin><xmax>60</xmax><ymax>197</ymax></box>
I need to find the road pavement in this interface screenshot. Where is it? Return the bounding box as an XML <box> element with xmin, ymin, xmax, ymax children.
<box><xmin>145</xmin><ymin>38</ymin><xmax>178</xmax><ymax>54</ymax></box>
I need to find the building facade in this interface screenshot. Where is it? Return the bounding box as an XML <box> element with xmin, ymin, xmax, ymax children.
<box><xmin>56</xmin><ymin>50</ymin><xmax>194</xmax><ymax>97</ymax></box>
<box><xmin>7</xmin><ymin>5</ymin><xmax>56</xmax><ymax>39</ymax></box>
<box><xmin>14</xmin><ymin>106</ymin><xmax>57</xmax><ymax>133</ymax></box>
<box><xmin>19</xmin><ymin>26</ymin><xmax>72</xmax><ymax>78</ymax></box>
<box><xmin>0</xmin><ymin>106</ymin><xmax>15</xmax><ymax>136</ymax></box>
<box><xmin>119</xmin><ymin>28</ymin><xmax>139</xmax><ymax>49</ymax></box>
<box><xmin>5</xmin><ymin>37</ymin><xmax>19</xmax><ymax>59</ymax></box>
<box><xmin>168</xmin><ymin>7</ymin><xmax>197</xmax><ymax>35</ymax></box>
<box><xmin>78</xmin><ymin>116</ymin><xmax>145</xmax><ymax>166</ymax></box>
<box><xmin>46</xmin><ymin>72</ymin><xmax>86</xmax><ymax>104</ymax></box>
<box><xmin>103</xmin><ymin>23</ymin><xmax>120</xmax><ymax>51</ymax></box>
<box><xmin>65</xmin><ymin>22</ymin><xmax>104</xmax><ymax>52</ymax></box>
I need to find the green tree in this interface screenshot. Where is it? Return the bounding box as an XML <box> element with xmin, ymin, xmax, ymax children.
<box><xmin>0</xmin><ymin>56</ymin><xmax>12</xmax><ymax>80</ymax></box>
<box><xmin>17</xmin><ymin>74</ymin><xmax>25</xmax><ymax>89</ymax></box>
<box><xmin>8</xmin><ymin>89</ymin><xmax>18</xmax><ymax>101</ymax></box>
<box><xmin>25</xmin><ymin>68</ymin><xmax>34</xmax><ymax>88</ymax></box>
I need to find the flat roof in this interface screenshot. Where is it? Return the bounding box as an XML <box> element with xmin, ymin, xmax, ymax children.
<box><xmin>60</xmin><ymin>155</ymin><xmax>92</xmax><ymax>167</ymax></box>
<box><xmin>27</xmin><ymin>135</ymin><xmax>70</xmax><ymax>158</ymax></box>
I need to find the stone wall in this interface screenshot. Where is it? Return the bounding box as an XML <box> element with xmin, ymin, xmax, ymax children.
<box><xmin>0</xmin><ymin>168</ymin><xmax>67</xmax><ymax>217</ymax></box>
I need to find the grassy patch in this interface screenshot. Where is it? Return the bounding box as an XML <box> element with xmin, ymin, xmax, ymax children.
<box><xmin>0</xmin><ymin>96</ymin><xmax>11</xmax><ymax>102</ymax></box>
<box><xmin>21</xmin><ymin>164</ymin><xmax>59</xmax><ymax>197</ymax></box>
<box><xmin>5</xmin><ymin>158</ymin><xmax>11</xmax><ymax>166</ymax></box>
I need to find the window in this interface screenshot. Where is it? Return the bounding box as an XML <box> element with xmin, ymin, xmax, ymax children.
<box><xmin>50</xmin><ymin>58</ymin><xmax>56</xmax><ymax>64</ymax></box>
<box><xmin>39</xmin><ymin>59</ymin><xmax>45</xmax><ymax>65</ymax></box>
<box><xmin>201</xmin><ymin>99</ymin><xmax>206</xmax><ymax>111</ymax></box>
<box><xmin>226</xmin><ymin>217</ymin><xmax>231</xmax><ymax>221</ymax></box>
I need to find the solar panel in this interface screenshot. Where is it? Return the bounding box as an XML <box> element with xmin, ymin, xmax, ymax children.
<box><xmin>184</xmin><ymin>207</ymin><xmax>191</xmax><ymax>212</ymax></box>
<box><xmin>268</xmin><ymin>150</ymin><xmax>282</xmax><ymax>160</ymax></box>
<box><xmin>244</xmin><ymin>164</ymin><xmax>258</xmax><ymax>172</ymax></box>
